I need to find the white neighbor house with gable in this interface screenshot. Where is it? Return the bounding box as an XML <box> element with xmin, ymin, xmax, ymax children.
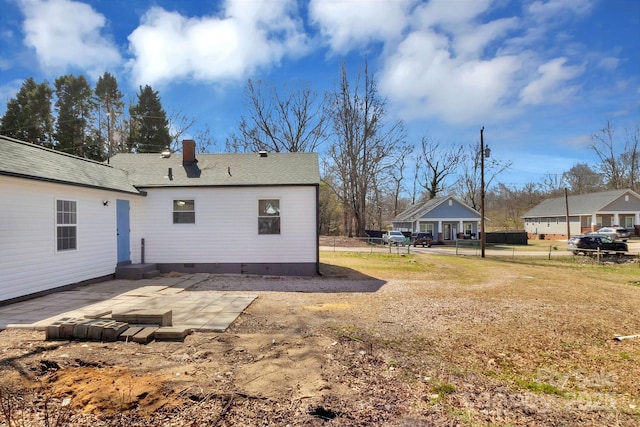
<box><xmin>0</xmin><ymin>137</ymin><xmax>320</xmax><ymax>303</ymax></box>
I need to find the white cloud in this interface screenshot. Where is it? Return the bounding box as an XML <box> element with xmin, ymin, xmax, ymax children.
<box><xmin>308</xmin><ymin>0</ymin><xmax>411</xmax><ymax>53</ymax></box>
<box><xmin>127</xmin><ymin>0</ymin><xmax>308</xmax><ymax>87</ymax></box>
<box><xmin>367</xmin><ymin>0</ymin><xmax>596</xmax><ymax>126</ymax></box>
<box><xmin>412</xmin><ymin>0</ymin><xmax>492</xmax><ymax>28</ymax></box>
<box><xmin>597</xmin><ymin>57</ymin><xmax>619</xmax><ymax>71</ymax></box>
<box><xmin>519</xmin><ymin>57</ymin><xmax>583</xmax><ymax>105</ymax></box>
<box><xmin>380</xmin><ymin>29</ymin><xmax>522</xmax><ymax>125</ymax></box>
<box><xmin>18</xmin><ymin>0</ymin><xmax>121</xmax><ymax>78</ymax></box>
<box><xmin>526</xmin><ymin>0</ymin><xmax>593</xmax><ymax>21</ymax></box>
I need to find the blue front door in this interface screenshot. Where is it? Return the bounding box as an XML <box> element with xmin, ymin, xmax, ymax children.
<box><xmin>116</xmin><ymin>199</ymin><xmax>130</xmax><ymax>263</ymax></box>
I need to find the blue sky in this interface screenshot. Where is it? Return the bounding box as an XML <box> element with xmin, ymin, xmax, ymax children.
<box><xmin>0</xmin><ymin>0</ymin><xmax>638</xmax><ymax>190</ymax></box>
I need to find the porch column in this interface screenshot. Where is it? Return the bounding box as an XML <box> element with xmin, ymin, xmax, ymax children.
<box><xmin>438</xmin><ymin>220</ymin><xmax>443</xmax><ymax>240</ymax></box>
<box><xmin>636</xmin><ymin>212</ymin><xmax>640</xmax><ymax>226</ymax></box>
<box><xmin>591</xmin><ymin>213</ymin><xmax>597</xmax><ymax>231</ymax></box>
<box><xmin>613</xmin><ymin>213</ymin><xmax>620</xmax><ymax>226</ymax></box>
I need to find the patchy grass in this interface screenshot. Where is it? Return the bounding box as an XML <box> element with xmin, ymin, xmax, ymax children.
<box><xmin>318</xmin><ymin>250</ymin><xmax>640</xmax><ymax>424</ymax></box>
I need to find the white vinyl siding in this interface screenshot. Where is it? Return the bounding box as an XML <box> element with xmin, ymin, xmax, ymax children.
<box><xmin>131</xmin><ymin>186</ymin><xmax>316</xmax><ymax>264</ymax></box>
<box><xmin>0</xmin><ymin>175</ymin><xmax>135</xmax><ymax>302</ymax></box>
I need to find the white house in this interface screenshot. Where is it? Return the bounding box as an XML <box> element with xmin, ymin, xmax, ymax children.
<box><xmin>0</xmin><ymin>137</ymin><xmax>320</xmax><ymax>303</ymax></box>
<box><xmin>392</xmin><ymin>196</ymin><xmax>482</xmax><ymax>241</ymax></box>
<box><xmin>522</xmin><ymin>189</ymin><xmax>640</xmax><ymax>239</ymax></box>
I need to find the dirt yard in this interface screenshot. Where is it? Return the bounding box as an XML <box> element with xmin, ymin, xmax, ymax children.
<box><xmin>1</xmin><ymin>250</ymin><xmax>639</xmax><ymax>426</ymax></box>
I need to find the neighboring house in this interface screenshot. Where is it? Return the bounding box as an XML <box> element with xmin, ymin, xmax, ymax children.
<box><xmin>522</xmin><ymin>189</ymin><xmax>640</xmax><ymax>240</ymax></box>
<box><xmin>1</xmin><ymin>137</ymin><xmax>320</xmax><ymax>303</ymax></box>
<box><xmin>392</xmin><ymin>196</ymin><xmax>482</xmax><ymax>241</ymax></box>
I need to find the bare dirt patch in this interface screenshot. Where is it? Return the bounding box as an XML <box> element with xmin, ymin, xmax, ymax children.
<box><xmin>1</xmin><ymin>252</ymin><xmax>639</xmax><ymax>426</ymax></box>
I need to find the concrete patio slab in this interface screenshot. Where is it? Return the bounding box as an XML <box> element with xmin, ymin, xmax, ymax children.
<box><xmin>0</xmin><ymin>273</ymin><xmax>257</xmax><ymax>335</ymax></box>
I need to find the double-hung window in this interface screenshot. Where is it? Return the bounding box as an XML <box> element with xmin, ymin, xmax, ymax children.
<box><xmin>173</xmin><ymin>199</ymin><xmax>195</xmax><ymax>224</ymax></box>
<box><xmin>258</xmin><ymin>199</ymin><xmax>280</xmax><ymax>234</ymax></box>
<box><xmin>56</xmin><ymin>200</ymin><xmax>77</xmax><ymax>251</ymax></box>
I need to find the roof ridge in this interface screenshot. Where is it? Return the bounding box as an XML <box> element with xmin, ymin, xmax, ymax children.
<box><xmin>0</xmin><ymin>135</ymin><xmax>115</xmax><ymax>169</ymax></box>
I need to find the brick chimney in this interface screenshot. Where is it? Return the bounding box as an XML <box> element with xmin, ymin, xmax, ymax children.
<box><xmin>182</xmin><ymin>139</ymin><xmax>196</xmax><ymax>165</ymax></box>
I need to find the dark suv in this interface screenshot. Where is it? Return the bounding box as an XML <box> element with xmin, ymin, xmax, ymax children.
<box><xmin>567</xmin><ymin>235</ymin><xmax>628</xmax><ymax>255</ymax></box>
<box><xmin>411</xmin><ymin>232</ymin><xmax>434</xmax><ymax>247</ymax></box>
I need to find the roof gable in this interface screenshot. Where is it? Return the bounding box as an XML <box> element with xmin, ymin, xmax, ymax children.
<box><xmin>108</xmin><ymin>152</ymin><xmax>320</xmax><ymax>187</ymax></box>
<box><xmin>394</xmin><ymin>196</ymin><xmax>480</xmax><ymax>223</ymax></box>
<box><xmin>0</xmin><ymin>136</ymin><xmax>140</xmax><ymax>194</ymax></box>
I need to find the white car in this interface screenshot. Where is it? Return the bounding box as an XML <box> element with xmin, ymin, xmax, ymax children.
<box><xmin>383</xmin><ymin>230</ymin><xmax>406</xmax><ymax>246</ymax></box>
<box><xmin>590</xmin><ymin>227</ymin><xmax>631</xmax><ymax>241</ymax></box>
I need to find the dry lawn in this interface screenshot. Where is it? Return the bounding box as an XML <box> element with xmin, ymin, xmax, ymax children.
<box><xmin>0</xmin><ymin>251</ymin><xmax>639</xmax><ymax>426</ymax></box>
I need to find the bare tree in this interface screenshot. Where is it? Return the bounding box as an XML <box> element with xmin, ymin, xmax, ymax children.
<box><xmin>192</xmin><ymin>124</ymin><xmax>218</xmax><ymax>153</ymax></box>
<box><xmin>227</xmin><ymin>79</ymin><xmax>328</xmax><ymax>153</ymax></box>
<box><xmin>417</xmin><ymin>137</ymin><xmax>464</xmax><ymax>200</ymax></box>
<box><xmin>167</xmin><ymin>110</ymin><xmax>196</xmax><ymax>152</ymax></box>
<box><xmin>541</xmin><ymin>173</ymin><xmax>566</xmax><ymax>198</ymax></box>
<box><xmin>590</xmin><ymin>121</ymin><xmax>640</xmax><ymax>192</ymax></box>
<box><xmin>326</xmin><ymin>61</ymin><xmax>405</xmax><ymax>237</ymax></box>
<box><xmin>486</xmin><ymin>182</ymin><xmax>544</xmax><ymax>230</ymax></box>
<box><xmin>387</xmin><ymin>144</ymin><xmax>413</xmax><ymax>217</ymax></box>
<box><xmin>457</xmin><ymin>142</ymin><xmax>512</xmax><ymax>210</ymax></box>
<box><xmin>562</xmin><ymin>163</ymin><xmax>604</xmax><ymax>194</ymax></box>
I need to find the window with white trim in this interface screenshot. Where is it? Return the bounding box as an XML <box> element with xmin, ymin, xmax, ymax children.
<box><xmin>173</xmin><ymin>199</ymin><xmax>195</xmax><ymax>223</ymax></box>
<box><xmin>625</xmin><ymin>217</ymin><xmax>634</xmax><ymax>228</ymax></box>
<box><xmin>419</xmin><ymin>223</ymin><xmax>434</xmax><ymax>234</ymax></box>
<box><xmin>258</xmin><ymin>199</ymin><xmax>280</xmax><ymax>234</ymax></box>
<box><xmin>56</xmin><ymin>199</ymin><xmax>77</xmax><ymax>251</ymax></box>
<box><xmin>464</xmin><ymin>223</ymin><xmax>473</xmax><ymax>234</ymax></box>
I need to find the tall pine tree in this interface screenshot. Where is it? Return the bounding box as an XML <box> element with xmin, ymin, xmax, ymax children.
<box><xmin>54</xmin><ymin>75</ymin><xmax>97</xmax><ymax>158</ymax></box>
<box><xmin>95</xmin><ymin>72</ymin><xmax>125</xmax><ymax>159</ymax></box>
<box><xmin>0</xmin><ymin>78</ymin><xmax>54</xmax><ymax>146</ymax></box>
<box><xmin>128</xmin><ymin>85</ymin><xmax>171</xmax><ymax>153</ymax></box>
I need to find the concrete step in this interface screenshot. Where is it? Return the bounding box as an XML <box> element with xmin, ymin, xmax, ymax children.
<box><xmin>142</xmin><ymin>269</ymin><xmax>161</xmax><ymax>279</ymax></box>
<box><xmin>115</xmin><ymin>263</ymin><xmax>159</xmax><ymax>280</ymax></box>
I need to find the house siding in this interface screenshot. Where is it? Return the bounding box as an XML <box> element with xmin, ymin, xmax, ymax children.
<box><xmin>0</xmin><ymin>175</ymin><xmax>137</xmax><ymax>302</ymax></box>
<box><xmin>130</xmin><ymin>186</ymin><xmax>317</xmax><ymax>266</ymax></box>
<box><xmin>421</xmin><ymin>200</ymin><xmax>479</xmax><ymax>219</ymax></box>
<box><xmin>524</xmin><ymin>216</ymin><xmax>581</xmax><ymax>237</ymax></box>
<box><xmin>602</xmin><ymin>193</ymin><xmax>640</xmax><ymax>212</ymax></box>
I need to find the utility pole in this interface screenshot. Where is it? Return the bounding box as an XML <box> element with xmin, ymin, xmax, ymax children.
<box><xmin>480</xmin><ymin>127</ymin><xmax>491</xmax><ymax>258</ymax></box>
<box><xmin>565</xmin><ymin>188</ymin><xmax>571</xmax><ymax>240</ymax></box>
<box><xmin>480</xmin><ymin>127</ymin><xmax>486</xmax><ymax>258</ymax></box>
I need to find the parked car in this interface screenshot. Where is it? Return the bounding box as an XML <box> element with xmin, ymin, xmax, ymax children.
<box><xmin>567</xmin><ymin>235</ymin><xmax>628</xmax><ymax>255</ymax></box>
<box><xmin>383</xmin><ymin>230</ymin><xmax>406</xmax><ymax>246</ymax></box>
<box><xmin>590</xmin><ymin>227</ymin><xmax>631</xmax><ymax>241</ymax></box>
<box><xmin>411</xmin><ymin>232</ymin><xmax>434</xmax><ymax>247</ymax></box>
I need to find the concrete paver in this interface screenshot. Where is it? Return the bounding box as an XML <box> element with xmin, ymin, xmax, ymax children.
<box><xmin>0</xmin><ymin>273</ymin><xmax>257</xmax><ymax>334</ymax></box>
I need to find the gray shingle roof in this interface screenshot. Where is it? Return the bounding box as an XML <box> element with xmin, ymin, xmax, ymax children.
<box><xmin>108</xmin><ymin>151</ymin><xmax>320</xmax><ymax>187</ymax></box>
<box><xmin>393</xmin><ymin>196</ymin><xmax>481</xmax><ymax>223</ymax></box>
<box><xmin>393</xmin><ymin>196</ymin><xmax>448</xmax><ymax>222</ymax></box>
<box><xmin>522</xmin><ymin>189</ymin><xmax>637</xmax><ymax>217</ymax></box>
<box><xmin>0</xmin><ymin>136</ymin><xmax>141</xmax><ymax>194</ymax></box>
